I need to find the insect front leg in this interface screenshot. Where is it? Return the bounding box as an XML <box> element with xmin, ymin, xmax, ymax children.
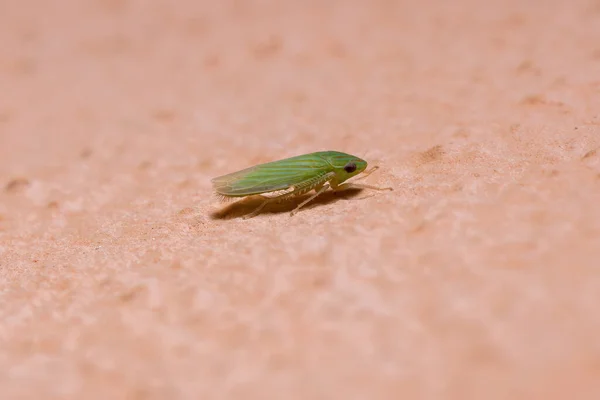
<box><xmin>331</xmin><ymin>178</ymin><xmax>393</xmax><ymax>193</ymax></box>
<box><xmin>343</xmin><ymin>182</ymin><xmax>393</xmax><ymax>191</ymax></box>
<box><xmin>353</xmin><ymin>166</ymin><xmax>380</xmax><ymax>181</ymax></box>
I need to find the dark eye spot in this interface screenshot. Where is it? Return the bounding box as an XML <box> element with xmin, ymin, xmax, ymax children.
<box><xmin>344</xmin><ymin>162</ymin><xmax>357</xmax><ymax>173</ymax></box>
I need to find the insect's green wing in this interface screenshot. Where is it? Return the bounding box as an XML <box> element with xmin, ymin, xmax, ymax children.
<box><xmin>211</xmin><ymin>153</ymin><xmax>333</xmax><ymax>197</ymax></box>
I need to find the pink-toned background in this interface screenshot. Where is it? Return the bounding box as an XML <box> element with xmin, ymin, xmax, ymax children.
<box><xmin>1</xmin><ymin>0</ymin><xmax>600</xmax><ymax>398</ymax></box>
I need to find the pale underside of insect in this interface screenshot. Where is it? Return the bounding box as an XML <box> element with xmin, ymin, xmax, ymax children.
<box><xmin>211</xmin><ymin>150</ymin><xmax>393</xmax><ymax>219</ymax></box>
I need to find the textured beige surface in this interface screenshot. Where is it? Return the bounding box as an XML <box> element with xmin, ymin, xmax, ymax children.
<box><xmin>1</xmin><ymin>0</ymin><xmax>600</xmax><ymax>398</ymax></box>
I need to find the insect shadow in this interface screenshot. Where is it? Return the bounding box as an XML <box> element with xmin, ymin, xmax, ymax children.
<box><xmin>209</xmin><ymin>187</ymin><xmax>365</xmax><ymax>220</ymax></box>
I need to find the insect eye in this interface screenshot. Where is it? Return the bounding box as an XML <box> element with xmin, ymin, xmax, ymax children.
<box><xmin>344</xmin><ymin>162</ymin><xmax>357</xmax><ymax>173</ymax></box>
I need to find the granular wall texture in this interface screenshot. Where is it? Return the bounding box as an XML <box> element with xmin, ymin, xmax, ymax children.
<box><xmin>1</xmin><ymin>0</ymin><xmax>600</xmax><ymax>398</ymax></box>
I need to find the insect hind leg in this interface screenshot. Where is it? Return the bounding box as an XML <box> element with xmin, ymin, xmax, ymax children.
<box><xmin>242</xmin><ymin>188</ymin><xmax>298</xmax><ymax>219</ymax></box>
<box><xmin>242</xmin><ymin>198</ymin><xmax>272</xmax><ymax>219</ymax></box>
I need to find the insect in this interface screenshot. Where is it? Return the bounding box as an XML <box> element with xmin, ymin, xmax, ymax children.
<box><xmin>211</xmin><ymin>151</ymin><xmax>393</xmax><ymax>219</ymax></box>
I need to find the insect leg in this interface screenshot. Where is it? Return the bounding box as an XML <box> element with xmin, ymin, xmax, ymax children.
<box><xmin>242</xmin><ymin>199</ymin><xmax>269</xmax><ymax>219</ymax></box>
<box><xmin>331</xmin><ymin>179</ymin><xmax>393</xmax><ymax>193</ymax></box>
<box><xmin>242</xmin><ymin>186</ymin><xmax>302</xmax><ymax>219</ymax></box>
<box><xmin>353</xmin><ymin>166</ymin><xmax>380</xmax><ymax>181</ymax></box>
<box><xmin>243</xmin><ymin>172</ymin><xmax>334</xmax><ymax>219</ymax></box>
<box><xmin>346</xmin><ymin>182</ymin><xmax>393</xmax><ymax>191</ymax></box>
<box><xmin>290</xmin><ymin>183</ymin><xmax>330</xmax><ymax>217</ymax></box>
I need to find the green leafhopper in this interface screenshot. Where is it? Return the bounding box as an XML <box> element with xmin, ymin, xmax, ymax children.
<box><xmin>211</xmin><ymin>150</ymin><xmax>393</xmax><ymax>219</ymax></box>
